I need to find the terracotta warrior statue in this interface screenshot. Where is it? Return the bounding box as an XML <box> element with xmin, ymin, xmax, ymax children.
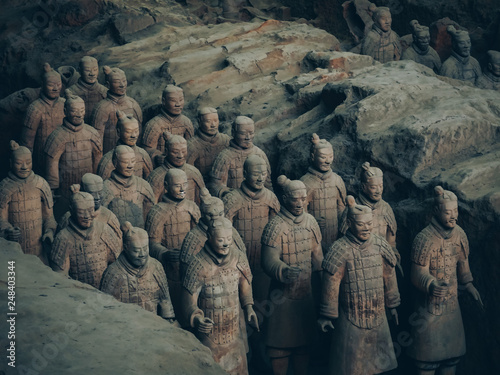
<box><xmin>476</xmin><ymin>50</ymin><xmax>500</xmax><ymax>90</ymax></box>
<box><xmin>0</xmin><ymin>141</ymin><xmax>56</xmax><ymax>265</ymax></box>
<box><xmin>97</xmin><ymin>110</ymin><xmax>153</xmax><ymax>180</ymax></box>
<box><xmin>21</xmin><ymin>63</ymin><xmax>65</xmax><ymax>173</ymax></box>
<box><xmin>90</xmin><ymin>66</ymin><xmax>143</xmax><ymax>154</ymax></box>
<box><xmin>145</xmin><ymin>168</ymin><xmax>201</xmax><ymax>317</ymax></box>
<box><xmin>57</xmin><ymin>174</ymin><xmax>122</xmax><ymax>240</ymax></box>
<box><xmin>208</xmin><ymin>116</ymin><xmax>272</xmax><ymax>198</ymax></box>
<box><xmin>187</xmin><ymin>107</ymin><xmax>231</xmax><ymax>180</ymax></box>
<box><xmin>50</xmin><ymin>185</ymin><xmax>122</xmax><ymax>288</ymax></box>
<box><xmin>45</xmin><ymin>94</ymin><xmax>103</xmax><ymax>203</ymax></box>
<box><xmin>407</xmin><ymin>186</ymin><xmax>483</xmax><ymax>375</ymax></box>
<box><xmin>182</xmin><ymin>217</ymin><xmax>258</xmax><ymax>375</ymax></box>
<box><xmin>142</xmin><ymin>85</ymin><xmax>194</xmax><ymax>165</ymax></box>
<box><xmin>67</xmin><ymin>56</ymin><xmax>108</xmax><ymax>124</ymax></box>
<box><xmin>101</xmin><ymin>145</ymin><xmax>156</xmax><ymax>228</ymax></box>
<box><xmin>318</xmin><ymin>196</ymin><xmax>400</xmax><ymax>375</ymax></box>
<box><xmin>360</xmin><ymin>4</ymin><xmax>401</xmax><ymax>63</ymax></box>
<box><xmin>300</xmin><ymin>133</ymin><xmax>346</xmax><ymax>250</ymax></box>
<box><xmin>100</xmin><ymin>221</ymin><xmax>176</xmax><ymax>323</ymax></box>
<box><xmin>147</xmin><ymin>132</ymin><xmax>205</xmax><ymax>205</ymax></box>
<box><xmin>402</xmin><ymin>20</ymin><xmax>442</xmax><ymax>73</ymax></box>
<box><xmin>261</xmin><ymin>175</ymin><xmax>323</xmax><ymax>375</ymax></box>
<box><xmin>440</xmin><ymin>26</ymin><xmax>481</xmax><ymax>85</ymax></box>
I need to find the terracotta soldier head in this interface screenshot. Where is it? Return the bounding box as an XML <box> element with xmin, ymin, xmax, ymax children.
<box><xmin>361</xmin><ymin>162</ymin><xmax>384</xmax><ymax>202</ymax></box>
<box><xmin>232</xmin><ymin>116</ymin><xmax>255</xmax><ymax>149</ymax></box>
<box><xmin>64</xmin><ymin>93</ymin><xmax>85</xmax><ymax>126</ymax></box>
<box><xmin>162</xmin><ymin>85</ymin><xmax>184</xmax><ymax>117</ymax></box>
<box><xmin>42</xmin><ymin>63</ymin><xmax>62</xmax><ymax>100</ymax></box>
<box><xmin>81</xmin><ymin>173</ymin><xmax>104</xmax><ymax>211</ymax></box>
<box><xmin>197</xmin><ymin>107</ymin><xmax>219</xmax><ymax>136</ymax></box>
<box><xmin>164</xmin><ymin>169</ymin><xmax>188</xmax><ymax>201</ymax></box>
<box><xmin>122</xmin><ymin>221</ymin><xmax>149</xmax><ymax>268</ymax></box>
<box><xmin>486</xmin><ymin>50</ymin><xmax>500</xmax><ymax>78</ymax></box>
<box><xmin>200</xmin><ymin>188</ymin><xmax>224</xmax><ymax>225</ymax></box>
<box><xmin>78</xmin><ymin>56</ymin><xmax>99</xmax><ymax>85</ymax></box>
<box><xmin>112</xmin><ymin>145</ymin><xmax>136</xmax><ymax>178</ymax></box>
<box><xmin>69</xmin><ymin>185</ymin><xmax>95</xmax><ymax>229</ymax></box>
<box><xmin>103</xmin><ymin>66</ymin><xmax>127</xmax><ymax>96</ymax></box>
<box><xmin>207</xmin><ymin>217</ymin><xmax>234</xmax><ymax>258</ymax></box>
<box><xmin>116</xmin><ymin>110</ymin><xmax>140</xmax><ymax>147</ymax></box>
<box><xmin>346</xmin><ymin>195</ymin><xmax>373</xmax><ymax>241</ymax></box>
<box><xmin>409</xmin><ymin>20</ymin><xmax>430</xmax><ymax>52</ymax></box>
<box><xmin>277</xmin><ymin>175</ymin><xmax>307</xmax><ymax>216</ymax></box>
<box><xmin>310</xmin><ymin>133</ymin><xmax>333</xmax><ymax>173</ymax></box>
<box><xmin>9</xmin><ymin>141</ymin><xmax>32</xmax><ymax>180</ymax></box>
<box><xmin>163</xmin><ymin>132</ymin><xmax>187</xmax><ymax>167</ymax></box>
<box><xmin>369</xmin><ymin>4</ymin><xmax>392</xmax><ymax>32</ymax></box>
<box><xmin>433</xmin><ymin>186</ymin><xmax>458</xmax><ymax>229</ymax></box>
<box><xmin>447</xmin><ymin>25</ymin><xmax>471</xmax><ymax>58</ymax></box>
<box><xmin>243</xmin><ymin>154</ymin><xmax>267</xmax><ymax>191</ymax></box>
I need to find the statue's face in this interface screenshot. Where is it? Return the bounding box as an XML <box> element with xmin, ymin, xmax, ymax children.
<box><xmin>202</xmin><ymin>204</ymin><xmax>224</xmax><ymax>225</ymax></box>
<box><xmin>125</xmin><ymin>237</ymin><xmax>149</xmax><ymax>267</ymax></box>
<box><xmin>312</xmin><ymin>147</ymin><xmax>333</xmax><ymax>172</ymax></box>
<box><xmin>163</xmin><ymin>92</ymin><xmax>184</xmax><ymax>116</ymax></box>
<box><xmin>199</xmin><ymin>113</ymin><xmax>219</xmax><ymax>136</ymax></box>
<box><xmin>488</xmin><ymin>61</ymin><xmax>500</xmax><ymax>77</ymax></box>
<box><xmin>84</xmin><ymin>184</ymin><xmax>103</xmax><ymax>211</ymax></box>
<box><xmin>43</xmin><ymin>75</ymin><xmax>62</xmax><ymax>100</ymax></box>
<box><xmin>349</xmin><ymin>213</ymin><xmax>373</xmax><ymax>241</ymax></box>
<box><xmin>108</xmin><ymin>73</ymin><xmax>127</xmax><ymax>95</ymax></box>
<box><xmin>244</xmin><ymin>163</ymin><xmax>267</xmax><ymax>191</ymax></box>
<box><xmin>65</xmin><ymin>101</ymin><xmax>85</xmax><ymax>126</ymax></box>
<box><xmin>283</xmin><ymin>189</ymin><xmax>307</xmax><ymax>216</ymax></box>
<box><xmin>415</xmin><ymin>33</ymin><xmax>430</xmax><ymax>50</ymax></box>
<box><xmin>166</xmin><ymin>142</ymin><xmax>187</xmax><ymax>167</ymax></box>
<box><xmin>80</xmin><ymin>60</ymin><xmax>98</xmax><ymax>84</ymax></box>
<box><xmin>11</xmin><ymin>153</ymin><xmax>32</xmax><ymax>179</ymax></box>
<box><xmin>436</xmin><ymin>201</ymin><xmax>458</xmax><ymax>229</ymax></box>
<box><xmin>118</xmin><ymin>120</ymin><xmax>140</xmax><ymax>146</ymax></box>
<box><xmin>376</xmin><ymin>12</ymin><xmax>392</xmax><ymax>32</ymax></box>
<box><xmin>454</xmin><ymin>38</ymin><xmax>471</xmax><ymax>58</ymax></box>
<box><xmin>114</xmin><ymin>151</ymin><xmax>136</xmax><ymax>177</ymax></box>
<box><xmin>234</xmin><ymin>122</ymin><xmax>255</xmax><ymax>149</ymax></box>
<box><xmin>73</xmin><ymin>200</ymin><xmax>95</xmax><ymax>229</ymax></box>
<box><xmin>362</xmin><ymin>176</ymin><xmax>383</xmax><ymax>202</ymax></box>
<box><xmin>166</xmin><ymin>174</ymin><xmax>188</xmax><ymax>200</ymax></box>
<box><xmin>208</xmin><ymin>227</ymin><xmax>233</xmax><ymax>257</ymax></box>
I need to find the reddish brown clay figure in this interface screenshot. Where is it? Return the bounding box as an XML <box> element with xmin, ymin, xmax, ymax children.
<box><xmin>407</xmin><ymin>186</ymin><xmax>483</xmax><ymax>375</ymax></box>
<box><xmin>50</xmin><ymin>186</ymin><xmax>122</xmax><ymax>288</ymax></box>
<box><xmin>45</xmin><ymin>94</ymin><xmax>103</xmax><ymax>202</ymax></box>
<box><xmin>208</xmin><ymin>116</ymin><xmax>272</xmax><ymax>198</ymax></box>
<box><xmin>145</xmin><ymin>169</ymin><xmax>200</xmax><ymax>317</ymax></box>
<box><xmin>147</xmin><ymin>132</ymin><xmax>205</xmax><ymax>205</ymax></box>
<box><xmin>57</xmin><ymin>174</ymin><xmax>122</xmax><ymax>240</ymax></box>
<box><xmin>440</xmin><ymin>26</ymin><xmax>481</xmax><ymax>85</ymax></box>
<box><xmin>97</xmin><ymin>110</ymin><xmax>153</xmax><ymax>180</ymax></box>
<box><xmin>100</xmin><ymin>221</ymin><xmax>176</xmax><ymax>322</ymax></box>
<box><xmin>142</xmin><ymin>85</ymin><xmax>194</xmax><ymax>165</ymax></box>
<box><xmin>261</xmin><ymin>176</ymin><xmax>323</xmax><ymax>375</ymax></box>
<box><xmin>187</xmin><ymin>107</ymin><xmax>231</xmax><ymax>180</ymax></box>
<box><xmin>477</xmin><ymin>50</ymin><xmax>500</xmax><ymax>90</ymax></box>
<box><xmin>67</xmin><ymin>56</ymin><xmax>108</xmax><ymax>124</ymax></box>
<box><xmin>300</xmin><ymin>134</ymin><xmax>346</xmax><ymax>249</ymax></box>
<box><xmin>360</xmin><ymin>4</ymin><xmax>401</xmax><ymax>63</ymax></box>
<box><xmin>21</xmin><ymin>63</ymin><xmax>65</xmax><ymax>173</ymax></box>
<box><xmin>101</xmin><ymin>145</ymin><xmax>156</xmax><ymax>228</ymax></box>
<box><xmin>182</xmin><ymin>217</ymin><xmax>258</xmax><ymax>375</ymax></box>
<box><xmin>0</xmin><ymin>141</ymin><xmax>56</xmax><ymax>265</ymax></box>
<box><xmin>318</xmin><ymin>196</ymin><xmax>400</xmax><ymax>375</ymax></box>
<box><xmin>90</xmin><ymin>66</ymin><xmax>142</xmax><ymax>154</ymax></box>
<box><xmin>402</xmin><ymin>20</ymin><xmax>442</xmax><ymax>73</ymax></box>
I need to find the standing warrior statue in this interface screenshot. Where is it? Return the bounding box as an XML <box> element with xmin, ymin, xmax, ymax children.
<box><xmin>90</xmin><ymin>66</ymin><xmax>142</xmax><ymax>153</ymax></box>
<box><xmin>402</xmin><ymin>20</ymin><xmax>442</xmax><ymax>73</ymax></box>
<box><xmin>318</xmin><ymin>196</ymin><xmax>400</xmax><ymax>375</ymax></box>
<box><xmin>407</xmin><ymin>186</ymin><xmax>483</xmax><ymax>375</ymax></box>
<box><xmin>100</xmin><ymin>221</ymin><xmax>176</xmax><ymax>323</ymax></box>
<box><xmin>300</xmin><ymin>133</ymin><xmax>346</xmax><ymax>249</ymax></box>
<box><xmin>261</xmin><ymin>175</ymin><xmax>323</xmax><ymax>375</ymax></box>
<box><xmin>0</xmin><ymin>141</ymin><xmax>56</xmax><ymax>265</ymax></box>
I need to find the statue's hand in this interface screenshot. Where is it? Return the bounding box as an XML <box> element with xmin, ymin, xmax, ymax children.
<box><xmin>283</xmin><ymin>266</ymin><xmax>301</xmax><ymax>283</ymax></box>
<box><xmin>6</xmin><ymin>226</ymin><xmax>21</xmax><ymax>242</ymax></box>
<box><xmin>429</xmin><ymin>281</ymin><xmax>449</xmax><ymax>298</ymax></box>
<box><xmin>465</xmin><ymin>283</ymin><xmax>484</xmax><ymax>311</ymax></box>
<box><xmin>155</xmin><ymin>155</ymin><xmax>166</xmax><ymax>166</ymax></box>
<box><xmin>164</xmin><ymin>249</ymin><xmax>180</xmax><ymax>263</ymax></box>
<box><xmin>390</xmin><ymin>308</ymin><xmax>399</xmax><ymax>325</ymax></box>
<box><xmin>317</xmin><ymin>318</ymin><xmax>334</xmax><ymax>333</ymax></box>
<box><xmin>42</xmin><ymin>230</ymin><xmax>54</xmax><ymax>245</ymax></box>
<box><xmin>165</xmin><ymin>318</ymin><xmax>180</xmax><ymax>327</ymax></box>
<box><xmin>245</xmin><ymin>305</ymin><xmax>260</xmax><ymax>332</ymax></box>
<box><xmin>193</xmin><ymin>315</ymin><xmax>214</xmax><ymax>334</ymax></box>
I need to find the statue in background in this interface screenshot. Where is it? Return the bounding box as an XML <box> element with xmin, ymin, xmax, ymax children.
<box><xmin>476</xmin><ymin>50</ymin><xmax>500</xmax><ymax>90</ymax></box>
<box><xmin>402</xmin><ymin>20</ymin><xmax>442</xmax><ymax>73</ymax></box>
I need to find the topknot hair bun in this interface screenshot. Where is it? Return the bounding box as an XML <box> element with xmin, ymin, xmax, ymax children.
<box><xmin>277</xmin><ymin>175</ymin><xmax>289</xmax><ymax>187</ymax></box>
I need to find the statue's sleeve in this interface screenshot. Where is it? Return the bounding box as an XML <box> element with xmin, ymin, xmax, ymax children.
<box><xmin>261</xmin><ymin>220</ymin><xmax>287</xmax><ymax>282</ymax></box>
<box><xmin>181</xmin><ymin>257</ymin><xmax>204</xmax><ymax>327</ymax></box>
<box><xmin>0</xmin><ymin>183</ymin><xmax>13</xmax><ymax>234</ymax></box>
<box><xmin>184</xmin><ymin>117</ymin><xmax>194</xmax><ymax>140</ymax></box>
<box><xmin>50</xmin><ymin>233</ymin><xmax>70</xmax><ymax>274</ymax></box>
<box><xmin>319</xmin><ymin>246</ymin><xmax>346</xmax><ymax>319</ymax></box>
<box><xmin>457</xmin><ymin>228</ymin><xmax>473</xmax><ymax>285</ymax></box>
<box><xmin>153</xmin><ymin>261</ymin><xmax>176</xmax><ymax>319</ymax></box>
<box><xmin>310</xmin><ymin>217</ymin><xmax>323</xmax><ymax>272</ymax></box>
<box><xmin>21</xmin><ymin>103</ymin><xmax>41</xmax><ymax>151</ymax></box>
<box><xmin>208</xmin><ymin>152</ymin><xmax>230</xmax><ymax>198</ymax></box>
<box><xmin>90</xmin><ymin>128</ymin><xmax>103</xmax><ymax>173</ymax></box>
<box><xmin>186</xmin><ymin>139</ymin><xmax>198</xmax><ymax>165</ymax></box>
<box><xmin>410</xmin><ymin>230</ymin><xmax>436</xmax><ymax>293</ymax></box>
<box><xmin>44</xmin><ymin>131</ymin><xmax>65</xmax><ymax>190</ymax></box>
<box><xmin>96</xmin><ymin>152</ymin><xmax>113</xmax><ymax>181</ymax></box>
<box><xmin>141</xmin><ymin>119</ymin><xmax>162</xmax><ymax>162</ymax></box>
<box><xmin>90</xmin><ymin>103</ymin><xmax>109</xmax><ymax>141</ymax></box>
<box><xmin>336</xmin><ymin>175</ymin><xmax>347</xmax><ymax>219</ymax></box>
<box><xmin>439</xmin><ymin>60</ymin><xmax>456</xmax><ymax>79</ymax></box>
<box><xmin>380</xmin><ymin>240</ymin><xmax>401</xmax><ymax>308</ymax></box>
<box><xmin>360</xmin><ymin>31</ymin><xmax>377</xmax><ymax>58</ymax></box>
<box><xmin>99</xmin><ymin>265</ymin><xmax>124</xmax><ymax>300</ymax></box>
<box><xmin>141</xmin><ymin>180</ymin><xmax>157</xmax><ymax>220</ymax></box>
<box><xmin>141</xmin><ymin>150</ymin><xmax>154</xmax><ymax>179</ymax></box>
<box><xmin>38</xmin><ymin>178</ymin><xmax>57</xmax><ymax>234</ymax></box>
<box><xmin>260</xmin><ymin>149</ymin><xmax>273</xmax><ymax>191</ymax></box>
<box><xmin>145</xmin><ymin>206</ymin><xmax>168</xmax><ymax>260</ymax></box>
<box><xmin>237</xmin><ymin>253</ymin><xmax>254</xmax><ymax>308</ymax></box>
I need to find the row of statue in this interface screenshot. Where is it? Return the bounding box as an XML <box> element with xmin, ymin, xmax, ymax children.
<box><xmin>359</xmin><ymin>4</ymin><xmax>499</xmax><ymax>89</ymax></box>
